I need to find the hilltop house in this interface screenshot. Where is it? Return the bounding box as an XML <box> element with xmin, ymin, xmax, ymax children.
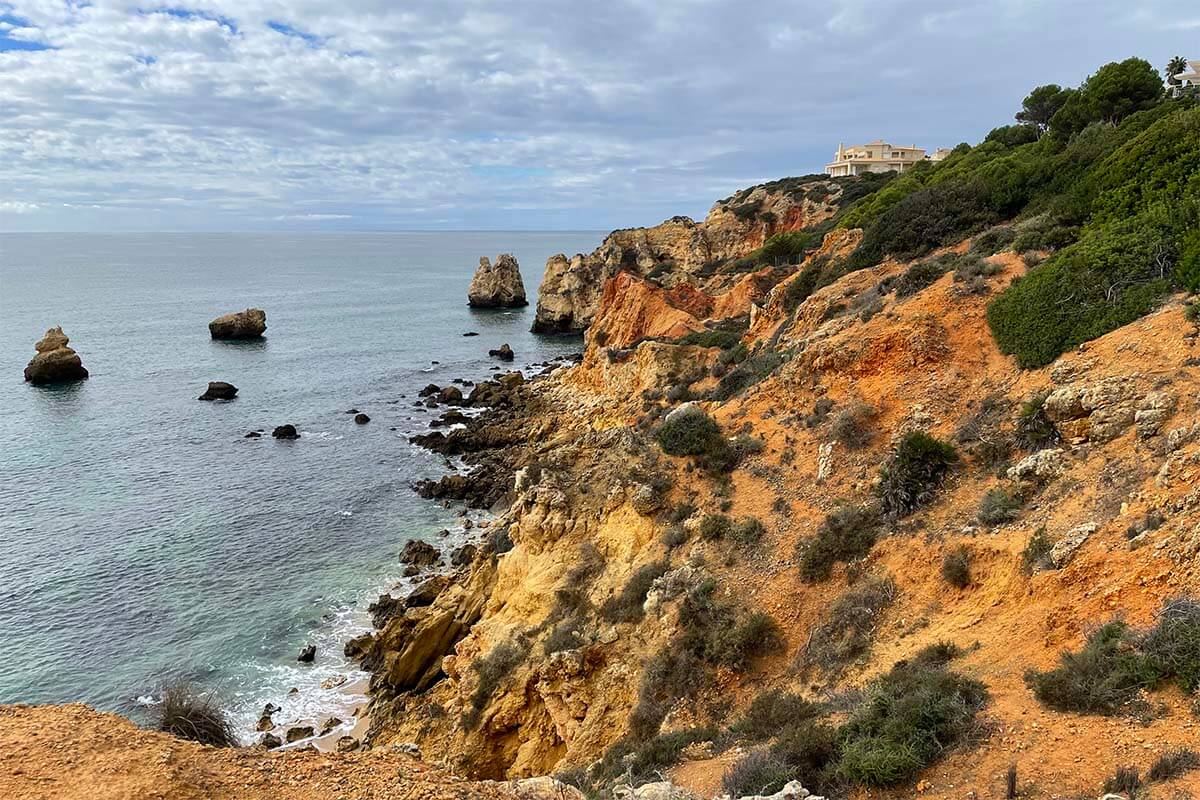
<box><xmin>1174</xmin><ymin>60</ymin><xmax>1200</xmax><ymax>93</ymax></box>
<box><xmin>825</xmin><ymin>141</ymin><xmax>948</xmax><ymax>177</ymax></box>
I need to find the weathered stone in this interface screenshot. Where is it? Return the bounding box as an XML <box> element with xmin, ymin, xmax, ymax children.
<box><xmin>335</xmin><ymin>735</ymin><xmax>360</xmax><ymax>752</ymax></box>
<box><xmin>1008</xmin><ymin>448</ymin><xmax>1067</xmax><ymax>485</ymax></box>
<box><xmin>437</xmin><ymin>386</ymin><xmax>464</xmax><ymax>405</ymax></box>
<box><xmin>400</xmin><ymin>539</ymin><xmax>441</xmax><ymax>566</ymax></box>
<box><xmin>259</xmin><ymin>732</ymin><xmax>282</xmax><ymax>749</ymax></box>
<box><xmin>405</xmin><ymin>575</ymin><xmax>449</xmax><ymax>608</ymax></box>
<box><xmin>354</xmin><ymin>413</ymin><xmax>371</xmax><ymax>425</ymax></box>
<box><xmin>1050</xmin><ymin>522</ymin><xmax>1098</xmax><ymax>568</ymax></box>
<box><xmin>1135</xmin><ymin>391</ymin><xmax>1177</xmax><ymax>439</ymax></box>
<box><xmin>272</xmin><ymin>424</ymin><xmax>300</xmax><ymax>440</ymax></box>
<box><xmin>489</xmin><ymin>343</ymin><xmax>515</xmax><ymax>362</ymax></box>
<box><xmin>468</xmin><ymin>254</ymin><xmax>528</xmax><ymax>308</ymax></box>
<box><xmin>630</xmin><ymin>483</ymin><xmax>663</xmax><ymax>516</ymax></box>
<box><xmin>255</xmin><ymin>703</ymin><xmax>279</xmax><ymax>732</ymax></box>
<box><xmin>450</xmin><ymin>543</ymin><xmax>478</xmax><ymax>567</ymax></box>
<box><xmin>23</xmin><ymin>326</ymin><xmax>89</xmax><ymax>385</ymax></box>
<box><xmin>297</xmin><ymin>644</ymin><xmax>316</xmax><ymax>663</ymax></box>
<box><xmin>284</xmin><ymin>725</ymin><xmax>314</xmax><ymax>743</ymax></box>
<box><xmin>198</xmin><ymin>381</ymin><xmax>237</xmax><ymax>401</ymax></box>
<box><xmin>208</xmin><ymin>308</ymin><xmax>266</xmax><ymax>339</ymax></box>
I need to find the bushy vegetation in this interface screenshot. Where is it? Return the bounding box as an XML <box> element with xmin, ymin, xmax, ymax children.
<box><xmin>155</xmin><ymin>681</ymin><xmax>237</xmax><ymax>747</ymax></box>
<box><xmin>699</xmin><ymin>513</ymin><xmax>732</xmax><ymax>541</ymax></box>
<box><xmin>1027</xmin><ymin>599</ymin><xmax>1200</xmax><ymax>714</ymax></box>
<box><xmin>1014</xmin><ymin>392</ymin><xmax>1060</xmax><ymax>450</ymax></box>
<box><xmin>829</xmin><ymin>401</ymin><xmax>876</xmax><ymax>448</ymax></box>
<box><xmin>1021</xmin><ymin>527</ymin><xmax>1054</xmax><ymax>573</ymax></box>
<box><xmin>876</xmin><ymin>432</ymin><xmax>958</xmax><ymax>519</ymax></box>
<box><xmin>723</xmin><ymin>749</ymin><xmax>797</xmax><ymax>797</ymax></box>
<box><xmin>798</xmin><ymin>504</ymin><xmax>879</xmax><ymax>582</ymax></box>
<box><xmin>465</xmin><ymin>640</ymin><xmax>526</xmax><ymax>726</ymax></box>
<box><xmin>732</xmin><ymin>689</ymin><xmax>820</xmax><ymax>741</ymax></box>
<box><xmin>678</xmin><ymin>328</ymin><xmax>744</xmax><ymax>349</ymax></box>
<box><xmin>600</xmin><ymin>561</ymin><xmax>669</xmax><ymax>624</ymax></box>
<box><xmin>803</xmin><ymin>576</ymin><xmax>896</xmax><ymax>672</ymax></box>
<box><xmin>941</xmin><ymin>546</ymin><xmax>972</xmax><ymax>588</ymax></box>
<box><xmin>811</xmin><ymin>57</ymin><xmax>1199</xmax><ymax>369</ymax></box>
<box><xmin>837</xmin><ymin>645</ymin><xmax>988</xmax><ymax>786</ymax></box>
<box><xmin>977</xmin><ymin>487</ymin><xmax>1020</xmax><ymax>525</ymax></box>
<box><xmin>1147</xmin><ymin>748</ymin><xmax>1200</xmax><ymax>782</ymax></box>
<box><xmin>711</xmin><ymin>350</ymin><xmax>784</xmax><ymax>401</ymax></box>
<box><xmin>655</xmin><ymin>407</ymin><xmax>724</xmax><ymax>457</ymax></box>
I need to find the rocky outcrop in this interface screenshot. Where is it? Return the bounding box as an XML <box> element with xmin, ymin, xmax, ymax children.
<box><xmin>209</xmin><ymin>308</ymin><xmax>266</xmax><ymax>340</ymax></box>
<box><xmin>198</xmin><ymin>381</ymin><xmax>237</xmax><ymax>401</ymax></box>
<box><xmin>469</xmin><ymin>255</ymin><xmax>528</xmax><ymax>308</ymax></box>
<box><xmin>586</xmin><ymin>272</ymin><xmax>707</xmax><ymax>349</ymax></box>
<box><xmin>533</xmin><ymin>178</ymin><xmax>844</xmax><ymax>334</ymax></box>
<box><xmin>272</xmin><ymin>424</ymin><xmax>300</xmax><ymax>440</ymax></box>
<box><xmin>23</xmin><ymin>326</ymin><xmax>89</xmax><ymax>385</ymax></box>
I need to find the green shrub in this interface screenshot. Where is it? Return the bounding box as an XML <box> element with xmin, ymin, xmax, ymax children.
<box><xmin>978</xmin><ymin>488</ymin><xmax>1020</xmax><ymax>525</ymax></box>
<box><xmin>703</xmin><ymin>611</ymin><xmax>783</xmax><ymax>670</ymax></box>
<box><xmin>711</xmin><ymin>350</ymin><xmax>784</xmax><ymax>401</ymax></box>
<box><xmin>769</xmin><ymin>721</ymin><xmax>841</xmax><ymax>792</ymax></box>
<box><xmin>699</xmin><ymin>513</ymin><xmax>732</xmax><ymax>541</ymax></box>
<box><xmin>1147</xmin><ymin>748</ymin><xmax>1200</xmax><ymax>782</ymax></box>
<box><xmin>883</xmin><ymin>257</ymin><xmax>952</xmax><ymax>298</ymax></box>
<box><xmin>829</xmin><ymin>401</ymin><xmax>875</xmax><ymax>448</ymax></box>
<box><xmin>1014</xmin><ymin>393</ymin><xmax>1060</xmax><ymax>450</ymax></box>
<box><xmin>156</xmin><ymin>681</ymin><xmax>237</xmax><ymax>747</ymax></box>
<box><xmin>733</xmin><ymin>689</ymin><xmax>820</xmax><ymax>741</ymax></box>
<box><xmin>601</xmin><ymin>726</ymin><xmax>719</xmax><ymax>782</ymax></box>
<box><xmin>600</xmin><ymin>561</ymin><xmax>669</xmax><ymax>624</ymax></box>
<box><xmin>731</xmin><ymin>517</ymin><xmax>766</xmax><ymax>546</ymax></box>
<box><xmin>723</xmin><ymin>749</ymin><xmax>796</xmax><ymax>797</ymax></box>
<box><xmin>1102</xmin><ymin>767</ymin><xmax>1142</xmax><ymax>798</ymax></box>
<box><xmin>971</xmin><ymin>226</ymin><xmax>1017</xmax><ymax>256</ymax></box>
<box><xmin>988</xmin><ymin>213</ymin><xmax>1176</xmax><ymax>369</ymax></box>
<box><xmin>1140</xmin><ymin>598</ymin><xmax>1200</xmax><ymax>692</ymax></box>
<box><xmin>804</xmin><ymin>576</ymin><xmax>896</xmax><ymax>673</ymax></box>
<box><xmin>655</xmin><ymin>407</ymin><xmax>724</xmax><ymax>457</ymax></box>
<box><xmin>469</xmin><ymin>640</ymin><xmax>526</xmax><ymax>715</ymax></box>
<box><xmin>837</xmin><ymin>650</ymin><xmax>988</xmax><ymax>787</ymax></box>
<box><xmin>758</xmin><ymin>231</ymin><xmax>816</xmax><ymax>265</ymax></box>
<box><xmin>1021</xmin><ymin>527</ymin><xmax>1054</xmax><ymax>573</ymax></box>
<box><xmin>782</xmin><ymin>258</ymin><xmax>827</xmax><ymax>313</ymax></box>
<box><xmin>678</xmin><ymin>328</ymin><xmax>744</xmax><ymax>349</ymax></box>
<box><xmin>1025</xmin><ymin>621</ymin><xmax>1160</xmax><ymax>714</ymax></box>
<box><xmin>876</xmin><ymin>432</ymin><xmax>959</xmax><ymax>519</ymax></box>
<box><xmin>941</xmin><ymin>546</ymin><xmax>972</xmax><ymax>588</ymax></box>
<box><xmin>798</xmin><ymin>504</ymin><xmax>879</xmax><ymax>582</ymax></box>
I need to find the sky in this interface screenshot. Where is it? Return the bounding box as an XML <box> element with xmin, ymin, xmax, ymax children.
<box><xmin>0</xmin><ymin>1</ymin><xmax>1197</xmax><ymax>232</ymax></box>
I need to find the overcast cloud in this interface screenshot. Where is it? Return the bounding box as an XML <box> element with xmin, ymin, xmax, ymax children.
<box><xmin>0</xmin><ymin>0</ymin><xmax>1196</xmax><ymax>231</ymax></box>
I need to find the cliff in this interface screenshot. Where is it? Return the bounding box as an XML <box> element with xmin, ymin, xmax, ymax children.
<box><xmin>532</xmin><ymin>176</ymin><xmax>844</xmax><ymax>334</ymax></box>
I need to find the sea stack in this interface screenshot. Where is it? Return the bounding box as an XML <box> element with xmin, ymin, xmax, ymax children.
<box><xmin>198</xmin><ymin>381</ymin><xmax>238</xmax><ymax>401</ymax></box>
<box><xmin>209</xmin><ymin>308</ymin><xmax>267</xmax><ymax>340</ymax></box>
<box><xmin>23</xmin><ymin>326</ymin><xmax>89</xmax><ymax>385</ymax></box>
<box><xmin>468</xmin><ymin>254</ymin><xmax>527</xmax><ymax>308</ymax></box>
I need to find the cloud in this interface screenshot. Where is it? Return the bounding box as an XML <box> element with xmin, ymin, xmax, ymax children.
<box><xmin>0</xmin><ymin>200</ymin><xmax>40</xmax><ymax>213</ymax></box>
<box><xmin>0</xmin><ymin>0</ymin><xmax>1193</xmax><ymax>231</ymax></box>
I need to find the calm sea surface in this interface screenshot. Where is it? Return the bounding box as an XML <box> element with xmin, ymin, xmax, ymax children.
<box><xmin>0</xmin><ymin>231</ymin><xmax>600</xmax><ymax>737</ymax></box>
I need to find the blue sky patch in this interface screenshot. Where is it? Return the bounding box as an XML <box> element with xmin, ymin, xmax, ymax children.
<box><xmin>267</xmin><ymin>21</ymin><xmax>322</xmax><ymax>46</ymax></box>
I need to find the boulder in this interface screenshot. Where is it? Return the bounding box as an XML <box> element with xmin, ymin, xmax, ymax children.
<box><xmin>273</xmin><ymin>424</ymin><xmax>300</xmax><ymax>440</ymax></box>
<box><xmin>23</xmin><ymin>326</ymin><xmax>89</xmax><ymax>385</ymax></box>
<box><xmin>209</xmin><ymin>308</ymin><xmax>266</xmax><ymax>340</ymax></box>
<box><xmin>437</xmin><ymin>386</ymin><xmax>464</xmax><ymax>405</ymax></box>
<box><xmin>489</xmin><ymin>343</ymin><xmax>515</xmax><ymax>361</ymax></box>
<box><xmin>256</xmin><ymin>703</ymin><xmax>279</xmax><ymax>732</ymax></box>
<box><xmin>405</xmin><ymin>575</ymin><xmax>449</xmax><ymax>608</ymax></box>
<box><xmin>285</xmin><ymin>725</ymin><xmax>314</xmax><ymax>744</ymax></box>
<box><xmin>259</xmin><ymin>732</ymin><xmax>282</xmax><ymax>749</ymax></box>
<box><xmin>354</xmin><ymin>413</ymin><xmax>371</xmax><ymax>425</ymax></box>
<box><xmin>399</xmin><ymin>539</ymin><xmax>441</xmax><ymax>567</ymax></box>
<box><xmin>1050</xmin><ymin>522</ymin><xmax>1099</xmax><ymax>568</ymax></box>
<box><xmin>450</xmin><ymin>543</ymin><xmax>479</xmax><ymax>567</ymax></box>
<box><xmin>336</xmin><ymin>735</ymin><xmax>360</xmax><ymax>753</ymax></box>
<box><xmin>468</xmin><ymin>254</ymin><xmax>528</xmax><ymax>308</ymax></box>
<box><xmin>297</xmin><ymin>644</ymin><xmax>316</xmax><ymax>663</ymax></box>
<box><xmin>418</xmin><ymin>384</ymin><xmax>441</xmax><ymax>397</ymax></box>
<box><xmin>198</xmin><ymin>381</ymin><xmax>238</xmax><ymax>401</ymax></box>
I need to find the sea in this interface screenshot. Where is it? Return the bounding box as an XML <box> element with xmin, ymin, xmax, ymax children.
<box><xmin>0</xmin><ymin>231</ymin><xmax>602</xmax><ymax>742</ymax></box>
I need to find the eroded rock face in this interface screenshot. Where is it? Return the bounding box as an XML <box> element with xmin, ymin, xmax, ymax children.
<box><xmin>469</xmin><ymin>255</ymin><xmax>528</xmax><ymax>308</ymax></box>
<box><xmin>532</xmin><ymin>178</ymin><xmax>843</xmax><ymax>334</ymax></box>
<box><xmin>24</xmin><ymin>326</ymin><xmax>89</xmax><ymax>385</ymax></box>
<box><xmin>209</xmin><ymin>308</ymin><xmax>266</xmax><ymax>340</ymax></box>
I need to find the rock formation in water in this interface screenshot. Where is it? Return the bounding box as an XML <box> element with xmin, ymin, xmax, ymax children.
<box><xmin>468</xmin><ymin>254</ymin><xmax>527</xmax><ymax>308</ymax></box>
<box><xmin>23</xmin><ymin>326</ymin><xmax>89</xmax><ymax>385</ymax></box>
<box><xmin>198</xmin><ymin>381</ymin><xmax>238</xmax><ymax>401</ymax></box>
<box><xmin>209</xmin><ymin>308</ymin><xmax>267</xmax><ymax>339</ymax></box>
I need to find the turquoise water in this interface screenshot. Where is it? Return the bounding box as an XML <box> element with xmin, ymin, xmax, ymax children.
<box><xmin>0</xmin><ymin>231</ymin><xmax>600</xmax><ymax>737</ymax></box>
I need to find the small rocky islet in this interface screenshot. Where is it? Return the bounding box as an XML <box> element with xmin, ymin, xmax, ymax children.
<box><xmin>23</xmin><ymin>326</ymin><xmax>89</xmax><ymax>385</ymax></box>
<box><xmin>467</xmin><ymin>254</ymin><xmax>527</xmax><ymax>309</ymax></box>
<box><xmin>209</xmin><ymin>307</ymin><xmax>267</xmax><ymax>340</ymax></box>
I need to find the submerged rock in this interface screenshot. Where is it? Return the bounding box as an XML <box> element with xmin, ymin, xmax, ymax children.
<box><xmin>209</xmin><ymin>308</ymin><xmax>266</xmax><ymax>340</ymax></box>
<box><xmin>489</xmin><ymin>343</ymin><xmax>515</xmax><ymax>361</ymax></box>
<box><xmin>23</xmin><ymin>326</ymin><xmax>89</xmax><ymax>385</ymax></box>
<box><xmin>297</xmin><ymin>644</ymin><xmax>316</xmax><ymax>663</ymax></box>
<box><xmin>273</xmin><ymin>424</ymin><xmax>300</xmax><ymax>440</ymax></box>
<box><xmin>468</xmin><ymin>254</ymin><xmax>527</xmax><ymax>308</ymax></box>
<box><xmin>198</xmin><ymin>381</ymin><xmax>238</xmax><ymax>401</ymax></box>
<box><xmin>354</xmin><ymin>413</ymin><xmax>371</xmax><ymax>425</ymax></box>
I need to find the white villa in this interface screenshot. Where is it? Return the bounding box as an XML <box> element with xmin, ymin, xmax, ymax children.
<box><xmin>1175</xmin><ymin>59</ymin><xmax>1200</xmax><ymax>90</ymax></box>
<box><xmin>825</xmin><ymin>141</ymin><xmax>949</xmax><ymax>177</ymax></box>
